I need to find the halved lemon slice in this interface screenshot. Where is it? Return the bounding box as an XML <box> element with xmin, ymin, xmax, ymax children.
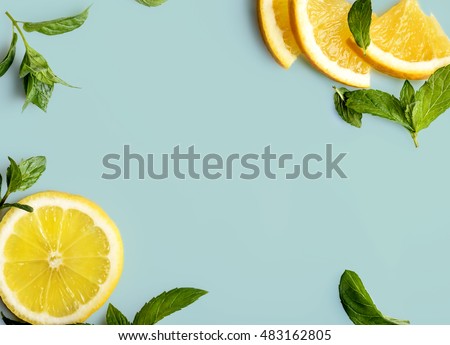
<box><xmin>366</xmin><ymin>0</ymin><xmax>450</xmax><ymax>80</ymax></box>
<box><xmin>258</xmin><ymin>0</ymin><xmax>301</xmax><ymax>68</ymax></box>
<box><xmin>291</xmin><ymin>0</ymin><xmax>371</xmax><ymax>88</ymax></box>
<box><xmin>0</xmin><ymin>191</ymin><xmax>123</xmax><ymax>324</ymax></box>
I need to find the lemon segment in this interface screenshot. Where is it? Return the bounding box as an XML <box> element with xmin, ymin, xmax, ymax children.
<box><xmin>0</xmin><ymin>191</ymin><xmax>123</xmax><ymax>325</ymax></box>
<box><xmin>258</xmin><ymin>0</ymin><xmax>301</xmax><ymax>68</ymax></box>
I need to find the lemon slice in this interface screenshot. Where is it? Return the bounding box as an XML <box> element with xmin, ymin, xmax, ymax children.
<box><xmin>0</xmin><ymin>191</ymin><xmax>123</xmax><ymax>325</ymax></box>
<box><xmin>366</xmin><ymin>0</ymin><xmax>450</xmax><ymax>79</ymax></box>
<box><xmin>258</xmin><ymin>0</ymin><xmax>301</xmax><ymax>68</ymax></box>
<box><xmin>291</xmin><ymin>0</ymin><xmax>371</xmax><ymax>88</ymax></box>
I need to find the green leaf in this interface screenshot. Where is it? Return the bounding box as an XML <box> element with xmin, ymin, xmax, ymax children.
<box><xmin>136</xmin><ymin>0</ymin><xmax>167</xmax><ymax>7</ymax></box>
<box><xmin>6</xmin><ymin>157</ymin><xmax>22</xmax><ymax>193</ymax></box>
<box><xmin>133</xmin><ymin>288</ymin><xmax>208</xmax><ymax>325</ymax></box>
<box><xmin>412</xmin><ymin>64</ymin><xmax>450</xmax><ymax>132</ymax></box>
<box><xmin>400</xmin><ymin>80</ymin><xmax>415</xmax><ymax>110</ymax></box>
<box><xmin>106</xmin><ymin>304</ymin><xmax>131</xmax><ymax>325</ymax></box>
<box><xmin>20</xmin><ymin>46</ymin><xmax>73</xmax><ymax>87</ymax></box>
<box><xmin>23</xmin><ymin>7</ymin><xmax>91</xmax><ymax>36</ymax></box>
<box><xmin>333</xmin><ymin>87</ymin><xmax>362</xmax><ymax>128</ymax></box>
<box><xmin>1</xmin><ymin>312</ymin><xmax>29</xmax><ymax>325</ymax></box>
<box><xmin>1</xmin><ymin>203</ymin><xmax>33</xmax><ymax>212</ymax></box>
<box><xmin>400</xmin><ymin>80</ymin><xmax>416</xmax><ymax>124</ymax></box>
<box><xmin>5</xmin><ymin>156</ymin><xmax>45</xmax><ymax>194</ymax></box>
<box><xmin>17</xmin><ymin>156</ymin><xmax>46</xmax><ymax>191</ymax></box>
<box><xmin>0</xmin><ymin>32</ymin><xmax>17</xmax><ymax>77</ymax></box>
<box><xmin>346</xmin><ymin>89</ymin><xmax>413</xmax><ymax>131</ymax></box>
<box><xmin>348</xmin><ymin>0</ymin><xmax>372</xmax><ymax>53</ymax></box>
<box><xmin>339</xmin><ymin>270</ymin><xmax>410</xmax><ymax>325</ymax></box>
<box><xmin>23</xmin><ymin>74</ymin><xmax>54</xmax><ymax>112</ymax></box>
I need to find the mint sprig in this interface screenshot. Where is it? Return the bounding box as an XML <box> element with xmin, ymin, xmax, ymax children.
<box><xmin>2</xmin><ymin>8</ymin><xmax>90</xmax><ymax>112</ymax></box>
<box><xmin>108</xmin><ymin>288</ymin><xmax>208</xmax><ymax>325</ymax></box>
<box><xmin>339</xmin><ymin>270</ymin><xmax>410</xmax><ymax>325</ymax></box>
<box><xmin>0</xmin><ymin>156</ymin><xmax>46</xmax><ymax>212</ymax></box>
<box><xmin>333</xmin><ymin>64</ymin><xmax>450</xmax><ymax>147</ymax></box>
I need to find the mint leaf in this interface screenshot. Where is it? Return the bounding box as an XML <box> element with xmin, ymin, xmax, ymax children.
<box><xmin>400</xmin><ymin>80</ymin><xmax>416</xmax><ymax>110</ymax></box>
<box><xmin>1</xmin><ymin>203</ymin><xmax>33</xmax><ymax>212</ymax></box>
<box><xmin>20</xmin><ymin>46</ymin><xmax>72</xmax><ymax>87</ymax></box>
<box><xmin>1</xmin><ymin>312</ymin><xmax>29</xmax><ymax>325</ymax></box>
<box><xmin>412</xmin><ymin>64</ymin><xmax>450</xmax><ymax>132</ymax></box>
<box><xmin>339</xmin><ymin>270</ymin><xmax>410</xmax><ymax>325</ymax></box>
<box><xmin>0</xmin><ymin>32</ymin><xmax>17</xmax><ymax>77</ymax></box>
<box><xmin>23</xmin><ymin>74</ymin><xmax>54</xmax><ymax>112</ymax></box>
<box><xmin>17</xmin><ymin>156</ymin><xmax>46</xmax><ymax>191</ymax></box>
<box><xmin>333</xmin><ymin>87</ymin><xmax>362</xmax><ymax>128</ymax></box>
<box><xmin>136</xmin><ymin>0</ymin><xmax>167</xmax><ymax>7</ymax></box>
<box><xmin>106</xmin><ymin>304</ymin><xmax>130</xmax><ymax>325</ymax></box>
<box><xmin>346</xmin><ymin>89</ymin><xmax>413</xmax><ymax>131</ymax></box>
<box><xmin>0</xmin><ymin>156</ymin><xmax>45</xmax><ymax>211</ymax></box>
<box><xmin>6</xmin><ymin>157</ymin><xmax>22</xmax><ymax>193</ymax></box>
<box><xmin>19</xmin><ymin>46</ymin><xmax>73</xmax><ymax>111</ymax></box>
<box><xmin>7</xmin><ymin>156</ymin><xmax>46</xmax><ymax>192</ymax></box>
<box><xmin>133</xmin><ymin>288</ymin><xmax>207</xmax><ymax>325</ymax></box>
<box><xmin>400</xmin><ymin>80</ymin><xmax>416</xmax><ymax>124</ymax></box>
<box><xmin>348</xmin><ymin>0</ymin><xmax>372</xmax><ymax>53</ymax></box>
<box><xmin>23</xmin><ymin>7</ymin><xmax>90</xmax><ymax>36</ymax></box>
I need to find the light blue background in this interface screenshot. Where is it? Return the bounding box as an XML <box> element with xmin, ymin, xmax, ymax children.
<box><xmin>0</xmin><ymin>0</ymin><xmax>450</xmax><ymax>325</ymax></box>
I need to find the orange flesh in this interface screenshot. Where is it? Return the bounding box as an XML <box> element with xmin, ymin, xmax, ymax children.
<box><xmin>273</xmin><ymin>0</ymin><xmax>301</xmax><ymax>56</ymax></box>
<box><xmin>307</xmin><ymin>0</ymin><xmax>370</xmax><ymax>74</ymax></box>
<box><xmin>371</xmin><ymin>0</ymin><xmax>450</xmax><ymax>62</ymax></box>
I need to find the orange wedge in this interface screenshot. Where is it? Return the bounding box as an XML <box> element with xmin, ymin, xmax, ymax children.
<box><xmin>365</xmin><ymin>0</ymin><xmax>450</xmax><ymax>80</ymax></box>
<box><xmin>258</xmin><ymin>0</ymin><xmax>301</xmax><ymax>68</ymax></box>
<box><xmin>291</xmin><ymin>0</ymin><xmax>371</xmax><ymax>87</ymax></box>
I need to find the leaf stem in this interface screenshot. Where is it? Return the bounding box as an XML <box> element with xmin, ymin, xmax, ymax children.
<box><xmin>0</xmin><ymin>190</ymin><xmax>11</xmax><ymax>209</ymax></box>
<box><xmin>333</xmin><ymin>86</ymin><xmax>345</xmax><ymax>101</ymax></box>
<box><xmin>5</xmin><ymin>12</ymin><xmax>29</xmax><ymax>48</ymax></box>
<box><xmin>411</xmin><ymin>132</ymin><xmax>419</xmax><ymax>148</ymax></box>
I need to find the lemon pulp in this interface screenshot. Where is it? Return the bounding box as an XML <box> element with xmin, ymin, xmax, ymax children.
<box><xmin>0</xmin><ymin>192</ymin><xmax>123</xmax><ymax>324</ymax></box>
